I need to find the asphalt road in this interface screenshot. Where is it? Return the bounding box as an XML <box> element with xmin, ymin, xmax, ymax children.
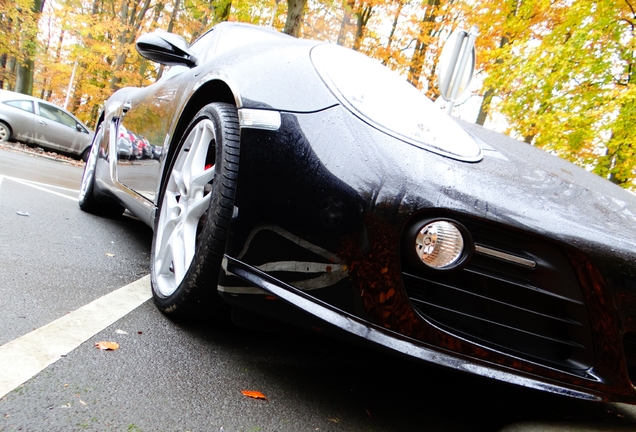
<box><xmin>2</xmin><ymin>145</ymin><xmax>636</xmax><ymax>431</ymax></box>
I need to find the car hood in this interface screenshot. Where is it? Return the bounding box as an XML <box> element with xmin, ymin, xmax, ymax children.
<box><xmin>441</xmin><ymin>120</ymin><xmax>636</xmax><ymax>263</ymax></box>
<box><xmin>308</xmin><ymin>107</ymin><xmax>636</xmax><ymax>264</ymax></box>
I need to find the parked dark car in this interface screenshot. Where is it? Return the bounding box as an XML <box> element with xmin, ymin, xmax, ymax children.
<box><xmin>0</xmin><ymin>89</ymin><xmax>93</xmax><ymax>160</ymax></box>
<box><xmin>79</xmin><ymin>22</ymin><xmax>636</xmax><ymax>405</ymax></box>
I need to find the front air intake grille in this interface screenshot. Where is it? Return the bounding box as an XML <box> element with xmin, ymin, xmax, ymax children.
<box><xmin>402</xmin><ymin>217</ymin><xmax>595</xmax><ymax>373</ymax></box>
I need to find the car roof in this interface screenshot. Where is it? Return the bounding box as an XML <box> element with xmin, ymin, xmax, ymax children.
<box><xmin>0</xmin><ymin>89</ymin><xmax>43</xmax><ymax>103</ymax></box>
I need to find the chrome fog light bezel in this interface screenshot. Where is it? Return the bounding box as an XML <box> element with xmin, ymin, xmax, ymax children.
<box><xmin>404</xmin><ymin>218</ymin><xmax>473</xmax><ymax>271</ymax></box>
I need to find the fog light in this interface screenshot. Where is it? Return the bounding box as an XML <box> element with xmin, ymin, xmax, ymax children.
<box><xmin>415</xmin><ymin>221</ymin><xmax>464</xmax><ymax>269</ymax></box>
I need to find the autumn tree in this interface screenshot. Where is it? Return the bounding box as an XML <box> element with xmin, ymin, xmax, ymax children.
<box><xmin>487</xmin><ymin>0</ymin><xmax>636</xmax><ymax>187</ymax></box>
<box><xmin>0</xmin><ymin>0</ymin><xmax>47</xmax><ymax>94</ymax></box>
<box><xmin>471</xmin><ymin>0</ymin><xmax>555</xmax><ymax>126</ymax></box>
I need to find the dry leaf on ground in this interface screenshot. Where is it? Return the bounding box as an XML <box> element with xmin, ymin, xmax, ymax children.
<box><xmin>241</xmin><ymin>390</ymin><xmax>268</xmax><ymax>401</ymax></box>
<box><xmin>95</xmin><ymin>341</ymin><xmax>119</xmax><ymax>350</ymax></box>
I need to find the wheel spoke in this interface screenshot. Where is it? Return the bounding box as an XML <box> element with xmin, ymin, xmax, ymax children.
<box><xmin>156</xmin><ymin>193</ymin><xmax>180</xmax><ymax>261</ymax></box>
<box><xmin>155</xmin><ymin>240</ymin><xmax>175</xmax><ymax>289</ymax></box>
<box><xmin>182</xmin><ymin>121</ymin><xmax>215</xmax><ymax>193</ymax></box>
<box><xmin>186</xmin><ymin>191</ymin><xmax>212</xmax><ymax>222</ymax></box>
<box><xmin>190</xmin><ymin>165</ymin><xmax>215</xmax><ymax>191</ymax></box>
<box><xmin>153</xmin><ymin>117</ymin><xmax>217</xmax><ymax>298</ymax></box>
<box><xmin>170</xmin><ymin>225</ymin><xmax>187</xmax><ymax>283</ymax></box>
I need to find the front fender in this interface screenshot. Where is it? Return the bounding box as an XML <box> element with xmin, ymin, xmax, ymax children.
<box><xmin>196</xmin><ymin>41</ymin><xmax>338</xmax><ymax>113</ymax></box>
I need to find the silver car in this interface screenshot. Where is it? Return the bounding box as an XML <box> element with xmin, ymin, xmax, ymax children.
<box><xmin>0</xmin><ymin>89</ymin><xmax>93</xmax><ymax>160</ymax></box>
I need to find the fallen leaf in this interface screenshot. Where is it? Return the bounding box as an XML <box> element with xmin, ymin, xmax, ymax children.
<box><xmin>386</xmin><ymin>288</ymin><xmax>395</xmax><ymax>300</ymax></box>
<box><xmin>241</xmin><ymin>390</ymin><xmax>268</xmax><ymax>401</ymax></box>
<box><xmin>95</xmin><ymin>341</ymin><xmax>119</xmax><ymax>350</ymax></box>
<box><xmin>379</xmin><ymin>292</ymin><xmax>386</xmax><ymax>303</ymax></box>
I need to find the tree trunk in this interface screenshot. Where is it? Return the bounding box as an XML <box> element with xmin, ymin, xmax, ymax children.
<box><xmin>352</xmin><ymin>5</ymin><xmax>373</xmax><ymax>51</ymax></box>
<box><xmin>283</xmin><ymin>0</ymin><xmax>306</xmax><ymax>37</ymax></box>
<box><xmin>0</xmin><ymin>54</ymin><xmax>6</xmax><ymax>89</ymax></box>
<box><xmin>337</xmin><ymin>11</ymin><xmax>351</xmax><ymax>46</ymax></box>
<box><xmin>385</xmin><ymin>0</ymin><xmax>404</xmax><ymax>50</ymax></box>
<box><xmin>14</xmin><ymin>59</ymin><xmax>35</xmax><ymax>95</ymax></box>
<box><xmin>109</xmin><ymin>0</ymin><xmax>129</xmax><ymax>90</ymax></box>
<box><xmin>111</xmin><ymin>0</ymin><xmax>152</xmax><ymax>89</ymax></box>
<box><xmin>407</xmin><ymin>0</ymin><xmax>440</xmax><ymax>88</ymax></box>
<box><xmin>14</xmin><ymin>0</ymin><xmax>46</xmax><ymax>95</ymax></box>
<box><xmin>215</xmin><ymin>0</ymin><xmax>232</xmax><ymax>22</ymax></box>
<box><xmin>475</xmin><ymin>87</ymin><xmax>493</xmax><ymax>125</ymax></box>
<box><xmin>156</xmin><ymin>0</ymin><xmax>181</xmax><ymax>81</ymax></box>
<box><xmin>476</xmin><ymin>35</ymin><xmax>509</xmax><ymax>125</ymax></box>
<box><xmin>6</xmin><ymin>56</ymin><xmax>16</xmax><ymax>90</ymax></box>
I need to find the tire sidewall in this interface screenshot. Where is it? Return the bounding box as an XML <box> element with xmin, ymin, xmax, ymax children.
<box><xmin>78</xmin><ymin>125</ymin><xmax>101</xmax><ymax>210</ymax></box>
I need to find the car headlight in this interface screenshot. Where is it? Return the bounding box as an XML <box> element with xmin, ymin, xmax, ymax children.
<box><xmin>311</xmin><ymin>44</ymin><xmax>482</xmax><ymax>162</ymax></box>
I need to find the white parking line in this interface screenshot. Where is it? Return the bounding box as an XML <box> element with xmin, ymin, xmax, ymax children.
<box><xmin>0</xmin><ymin>175</ymin><xmax>79</xmax><ymax>201</ymax></box>
<box><xmin>0</xmin><ymin>275</ymin><xmax>152</xmax><ymax>399</ymax></box>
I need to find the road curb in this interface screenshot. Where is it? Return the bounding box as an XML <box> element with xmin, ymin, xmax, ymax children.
<box><xmin>0</xmin><ymin>142</ymin><xmax>84</xmax><ymax>165</ymax></box>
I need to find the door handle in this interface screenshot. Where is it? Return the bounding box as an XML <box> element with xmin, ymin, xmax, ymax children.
<box><xmin>38</xmin><ymin>120</ymin><xmax>47</xmax><ymax>125</ymax></box>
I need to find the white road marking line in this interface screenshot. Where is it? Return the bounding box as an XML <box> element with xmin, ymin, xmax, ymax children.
<box><xmin>2</xmin><ymin>175</ymin><xmax>80</xmax><ymax>192</ymax></box>
<box><xmin>0</xmin><ymin>275</ymin><xmax>152</xmax><ymax>399</ymax></box>
<box><xmin>0</xmin><ymin>175</ymin><xmax>79</xmax><ymax>202</ymax></box>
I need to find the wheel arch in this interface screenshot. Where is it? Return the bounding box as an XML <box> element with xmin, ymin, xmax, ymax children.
<box><xmin>151</xmin><ymin>80</ymin><xmax>237</xmax><ymax>229</ymax></box>
<box><xmin>162</xmin><ymin>79</ymin><xmax>236</xmax><ymax>185</ymax></box>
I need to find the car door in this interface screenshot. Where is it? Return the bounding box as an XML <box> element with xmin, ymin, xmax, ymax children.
<box><xmin>117</xmin><ymin>29</ymin><xmax>221</xmax><ymax>202</ymax></box>
<box><xmin>33</xmin><ymin>102</ymin><xmax>89</xmax><ymax>155</ymax></box>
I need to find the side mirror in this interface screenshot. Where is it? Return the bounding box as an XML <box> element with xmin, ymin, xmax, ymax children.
<box><xmin>437</xmin><ymin>26</ymin><xmax>478</xmax><ymax>114</ymax></box>
<box><xmin>136</xmin><ymin>32</ymin><xmax>198</xmax><ymax>68</ymax></box>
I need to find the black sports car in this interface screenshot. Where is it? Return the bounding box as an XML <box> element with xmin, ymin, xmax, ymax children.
<box><xmin>79</xmin><ymin>22</ymin><xmax>636</xmax><ymax>404</ymax></box>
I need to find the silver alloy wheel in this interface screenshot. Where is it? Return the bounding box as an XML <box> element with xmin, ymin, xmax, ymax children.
<box><xmin>153</xmin><ymin>118</ymin><xmax>217</xmax><ymax>297</ymax></box>
<box><xmin>0</xmin><ymin>123</ymin><xmax>9</xmax><ymax>142</ymax></box>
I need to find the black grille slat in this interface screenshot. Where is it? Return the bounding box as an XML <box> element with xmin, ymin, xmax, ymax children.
<box><xmin>403</xmin><ymin>272</ymin><xmax>583</xmax><ymax>327</ymax></box>
<box><xmin>464</xmin><ymin>266</ymin><xmax>585</xmax><ymax>305</ymax></box>
<box><xmin>402</xmin><ymin>214</ymin><xmax>595</xmax><ymax>373</ymax></box>
<box><xmin>409</xmin><ymin>297</ymin><xmax>586</xmax><ymax>349</ymax></box>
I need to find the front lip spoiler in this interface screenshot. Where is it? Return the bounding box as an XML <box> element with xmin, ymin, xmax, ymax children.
<box><xmin>223</xmin><ymin>255</ymin><xmax>603</xmax><ymax>402</ymax></box>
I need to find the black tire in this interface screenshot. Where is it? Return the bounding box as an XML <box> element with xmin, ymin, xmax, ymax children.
<box><xmin>150</xmin><ymin>102</ymin><xmax>240</xmax><ymax>319</ymax></box>
<box><xmin>81</xmin><ymin>146</ymin><xmax>91</xmax><ymax>162</ymax></box>
<box><xmin>0</xmin><ymin>121</ymin><xmax>11</xmax><ymax>142</ymax></box>
<box><xmin>78</xmin><ymin>124</ymin><xmax>125</xmax><ymax>217</ymax></box>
